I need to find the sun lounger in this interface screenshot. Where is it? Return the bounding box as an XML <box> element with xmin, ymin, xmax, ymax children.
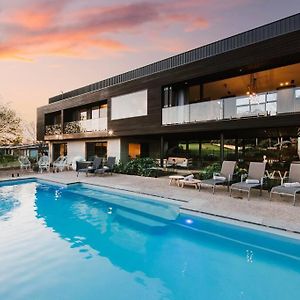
<box><xmin>199</xmin><ymin>161</ymin><xmax>236</xmax><ymax>194</ymax></box>
<box><xmin>95</xmin><ymin>157</ymin><xmax>116</xmax><ymax>176</ymax></box>
<box><xmin>77</xmin><ymin>157</ymin><xmax>102</xmax><ymax>176</ymax></box>
<box><xmin>230</xmin><ymin>162</ymin><xmax>266</xmax><ymax>200</ymax></box>
<box><xmin>179</xmin><ymin>174</ymin><xmax>201</xmax><ymax>189</ymax></box>
<box><xmin>18</xmin><ymin>156</ymin><xmax>31</xmax><ymax>170</ymax></box>
<box><xmin>270</xmin><ymin>163</ymin><xmax>300</xmax><ymax>205</ymax></box>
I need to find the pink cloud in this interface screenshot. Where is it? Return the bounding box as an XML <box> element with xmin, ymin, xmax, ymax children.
<box><xmin>185</xmin><ymin>17</ymin><xmax>209</xmax><ymax>32</ymax></box>
<box><xmin>0</xmin><ymin>0</ymin><xmax>215</xmax><ymax>60</ymax></box>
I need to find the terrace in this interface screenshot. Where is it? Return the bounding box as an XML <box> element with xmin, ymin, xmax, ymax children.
<box><xmin>2</xmin><ymin>170</ymin><xmax>300</xmax><ymax>235</ymax></box>
<box><xmin>44</xmin><ymin>101</ymin><xmax>108</xmax><ymax>139</ymax></box>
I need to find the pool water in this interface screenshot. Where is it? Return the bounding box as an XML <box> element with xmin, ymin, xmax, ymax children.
<box><xmin>0</xmin><ymin>179</ymin><xmax>300</xmax><ymax>300</ymax></box>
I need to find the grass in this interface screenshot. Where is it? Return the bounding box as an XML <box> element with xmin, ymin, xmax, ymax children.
<box><xmin>188</xmin><ymin>143</ymin><xmax>235</xmax><ymax>158</ymax></box>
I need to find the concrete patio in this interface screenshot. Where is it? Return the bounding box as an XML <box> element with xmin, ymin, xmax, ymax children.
<box><xmin>1</xmin><ymin>169</ymin><xmax>300</xmax><ymax>236</ymax></box>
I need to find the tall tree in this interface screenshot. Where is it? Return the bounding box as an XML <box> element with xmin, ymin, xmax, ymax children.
<box><xmin>22</xmin><ymin>121</ymin><xmax>36</xmax><ymax>144</ymax></box>
<box><xmin>0</xmin><ymin>103</ymin><xmax>22</xmax><ymax>145</ymax></box>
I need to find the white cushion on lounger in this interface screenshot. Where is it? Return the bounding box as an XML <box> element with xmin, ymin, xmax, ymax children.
<box><xmin>184</xmin><ymin>174</ymin><xmax>194</xmax><ymax>181</ymax></box>
<box><xmin>283</xmin><ymin>182</ymin><xmax>300</xmax><ymax>187</ymax></box>
<box><xmin>245</xmin><ymin>179</ymin><xmax>260</xmax><ymax>184</ymax></box>
<box><xmin>213</xmin><ymin>175</ymin><xmax>226</xmax><ymax>181</ymax></box>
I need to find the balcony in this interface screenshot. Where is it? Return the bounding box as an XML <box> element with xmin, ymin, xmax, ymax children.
<box><xmin>44</xmin><ymin>117</ymin><xmax>108</xmax><ymax>140</ymax></box>
<box><xmin>162</xmin><ymin>87</ymin><xmax>300</xmax><ymax>125</ymax></box>
<box><xmin>64</xmin><ymin>117</ymin><xmax>107</xmax><ymax>134</ymax></box>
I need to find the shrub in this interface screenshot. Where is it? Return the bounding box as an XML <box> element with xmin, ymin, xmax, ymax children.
<box><xmin>198</xmin><ymin>162</ymin><xmax>221</xmax><ymax>180</ymax></box>
<box><xmin>113</xmin><ymin>158</ymin><xmax>157</xmax><ymax>177</ymax></box>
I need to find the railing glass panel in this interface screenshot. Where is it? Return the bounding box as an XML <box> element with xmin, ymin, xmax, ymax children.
<box><xmin>64</xmin><ymin>117</ymin><xmax>107</xmax><ymax>134</ymax></box>
<box><xmin>162</xmin><ymin>87</ymin><xmax>300</xmax><ymax>125</ymax></box>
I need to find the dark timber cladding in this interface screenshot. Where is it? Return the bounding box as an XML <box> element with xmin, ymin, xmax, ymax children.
<box><xmin>37</xmin><ymin>14</ymin><xmax>300</xmax><ymax>141</ymax></box>
<box><xmin>48</xmin><ymin>14</ymin><xmax>300</xmax><ymax>104</ymax></box>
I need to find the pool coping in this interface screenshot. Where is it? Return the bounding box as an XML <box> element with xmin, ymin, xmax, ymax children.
<box><xmin>1</xmin><ymin>176</ymin><xmax>300</xmax><ymax>240</ymax></box>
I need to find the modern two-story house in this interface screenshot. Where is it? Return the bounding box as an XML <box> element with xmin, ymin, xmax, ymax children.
<box><xmin>37</xmin><ymin>14</ymin><xmax>300</xmax><ymax>169</ymax></box>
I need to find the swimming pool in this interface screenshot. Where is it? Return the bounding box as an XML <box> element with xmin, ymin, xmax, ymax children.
<box><xmin>0</xmin><ymin>179</ymin><xmax>300</xmax><ymax>300</ymax></box>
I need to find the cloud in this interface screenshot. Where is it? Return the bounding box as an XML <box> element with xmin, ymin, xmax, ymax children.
<box><xmin>0</xmin><ymin>0</ymin><xmax>216</xmax><ymax>60</ymax></box>
<box><xmin>185</xmin><ymin>17</ymin><xmax>209</xmax><ymax>32</ymax></box>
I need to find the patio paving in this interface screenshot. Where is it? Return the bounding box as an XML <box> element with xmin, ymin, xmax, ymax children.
<box><xmin>1</xmin><ymin>169</ymin><xmax>300</xmax><ymax>236</ymax></box>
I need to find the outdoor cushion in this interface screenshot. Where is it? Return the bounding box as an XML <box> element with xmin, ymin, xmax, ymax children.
<box><xmin>246</xmin><ymin>179</ymin><xmax>260</xmax><ymax>184</ymax></box>
<box><xmin>283</xmin><ymin>182</ymin><xmax>300</xmax><ymax>187</ymax></box>
<box><xmin>213</xmin><ymin>175</ymin><xmax>226</xmax><ymax>181</ymax></box>
<box><xmin>184</xmin><ymin>174</ymin><xmax>194</xmax><ymax>181</ymax></box>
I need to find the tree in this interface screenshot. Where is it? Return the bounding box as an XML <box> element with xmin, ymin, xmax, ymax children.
<box><xmin>22</xmin><ymin>121</ymin><xmax>36</xmax><ymax>144</ymax></box>
<box><xmin>0</xmin><ymin>103</ymin><xmax>23</xmax><ymax>145</ymax></box>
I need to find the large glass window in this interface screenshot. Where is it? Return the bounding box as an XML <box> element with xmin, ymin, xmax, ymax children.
<box><xmin>92</xmin><ymin>106</ymin><xmax>99</xmax><ymax>119</ymax></box>
<box><xmin>163</xmin><ymin>87</ymin><xmax>172</xmax><ymax>107</ymax></box>
<box><xmin>80</xmin><ymin>110</ymin><xmax>88</xmax><ymax>120</ymax></box>
<box><xmin>100</xmin><ymin>104</ymin><xmax>107</xmax><ymax>118</ymax></box>
<box><xmin>86</xmin><ymin>142</ymin><xmax>107</xmax><ymax>160</ymax></box>
<box><xmin>53</xmin><ymin>143</ymin><xmax>67</xmax><ymax>161</ymax></box>
<box><xmin>187</xmin><ymin>85</ymin><xmax>201</xmax><ymax>104</ymax></box>
<box><xmin>128</xmin><ymin>143</ymin><xmax>141</xmax><ymax>159</ymax></box>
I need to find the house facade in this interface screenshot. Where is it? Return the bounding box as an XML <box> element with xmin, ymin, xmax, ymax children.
<box><xmin>37</xmin><ymin>14</ymin><xmax>300</xmax><ymax>169</ymax></box>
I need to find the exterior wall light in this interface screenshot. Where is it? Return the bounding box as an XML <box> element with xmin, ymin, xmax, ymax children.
<box><xmin>108</xmin><ymin>130</ymin><xmax>114</xmax><ymax>136</ymax></box>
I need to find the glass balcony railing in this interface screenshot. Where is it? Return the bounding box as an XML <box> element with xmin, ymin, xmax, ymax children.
<box><xmin>162</xmin><ymin>87</ymin><xmax>300</xmax><ymax>125</ymax></box>
<box><xmin>64</xmin><ymin>117</ymin><xmax>107</xmax><ymax>134</ymax></box>
<box><xmin>45</xmin><ymin>124</ymin><xmax>62</xmax><ymax>135</ymax></box>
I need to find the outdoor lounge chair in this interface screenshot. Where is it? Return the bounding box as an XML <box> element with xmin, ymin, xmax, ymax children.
<box><xmin>179</xmin><ymin>174</ymin><xmax>201</xmax><ymax>189</ymax></box>
<box><xmin>270</xmin><ymin>163</ymin><xmax>300</xmax><ymax>206</ymax></box>
<box><xmin>230</xmin><ymin>162</ymin><xmax>266</xmax><ymax>200</ymax></box>
<box><xmin>95</xmin><ymin>156</ymin><xmax>116</xmax><ymax>176</ymax></box>
<box><xmin>199</xmin><ymin>161</ymin><xmax>236</xmax><ymax>194</ymax></box>
<box><xmin>38</xmin><ymin>155</ymin><xmax>50</xmax><ymax>173</ymax></box>
<box><xmin>77</xmin><ymin>157</ymin><xmax>102</xmax><ymax>176</ymax></box>
<box><xmin>18</xmin><ymin>156</ymin><xmax>31</xmax><ymax>170</ymax></box>
<box><xmin>53</xmin><ymin>156</ymin><xmax>68</xmax><ymax>172</ymax></box>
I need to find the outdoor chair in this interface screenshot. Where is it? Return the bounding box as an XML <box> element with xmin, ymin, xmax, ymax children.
<box><xmin>199</xmin><ymin>161</ymin><xmax>236</xmax><ymax>194</ymax></box>
<box><xmin>53</xmin><ymin>156</ymin><xmax>68</xmax><ymax>172</ymax></box>
<box><xmin>270</xmin><ymin>163</ymin><xmax>300</xmax><ymax>206</ymax></box>
<box><xmin>95</xmin><ymin>156</ymin><xmax>116</xmax><ymax>176</ymax></box>
<box><xmin>230</xmin><ymin>162</ymin><xmax>266</xmax><ymax>200</ymax></box>
<box><xmin>38</xmin><ymin>155</ymin><xmax>50</xmax><ymax>173</ymax></box>
<box><xmin>77</xmin><ymin>157</ymin><xmax>102</xmax><ymax>176</ymax></box>
<box><xmin>18</xmin><ymin>156</ymin><xmax>31</xmax><ymax>170</ymax></box>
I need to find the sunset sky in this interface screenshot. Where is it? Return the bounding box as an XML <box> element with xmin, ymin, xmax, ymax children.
<box><xmin>0</xmin><ymin>0</ymin><xmax>299</xmax><ymax>123</ymax></box>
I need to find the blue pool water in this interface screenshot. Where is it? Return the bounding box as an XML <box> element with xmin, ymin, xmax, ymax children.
<box><xmin>0</xmin><ymin>179</ymin><xmax>300</xmax><ymax>300</ymax></box>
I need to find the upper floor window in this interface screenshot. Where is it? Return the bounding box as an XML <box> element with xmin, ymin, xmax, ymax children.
<box><xmin>80</xmin><ymin>110</ymin><xmax>87</xmax><ymax>120</ymax></box>
<box><xmin>163</xmin><ymin>86</ymin><xmax>172</xmax><ymax>107</ymax></box>
<box><xmin>92</xmin><ymin>106</ymin><xmax>99</xmax><ymax>119</ymax></box>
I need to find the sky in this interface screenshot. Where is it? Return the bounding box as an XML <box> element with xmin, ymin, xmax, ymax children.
<box><xmin>0</xmin><ymin>0</ymin><xmax>299</xmax><ymax>123</ymax></box>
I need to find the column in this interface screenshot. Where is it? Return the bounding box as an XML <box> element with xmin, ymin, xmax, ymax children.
<box><xmin>220</xmin><ymin>133</ymin><xmax>224</xmax><ymax>162</ymax></box>
<box><xmin>160</xmin><ymin>136</ymin><xmax>164</xmax><ymax>168</ymax></box>
<box><xmin>235</xmin><ymin>139</ymin><xmax>239</xmax><ymax>161</ymax></box>
<box><xmin>60</xmin><ymin>109</ymin><xmax>64</xmax><ymax>134</ymax></box>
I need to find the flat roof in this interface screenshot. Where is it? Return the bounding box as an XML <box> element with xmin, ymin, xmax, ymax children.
<box><xmin>49</xmin><ymin>13</ymin><xmax>300</xmax><ymax>104</ymax></box>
